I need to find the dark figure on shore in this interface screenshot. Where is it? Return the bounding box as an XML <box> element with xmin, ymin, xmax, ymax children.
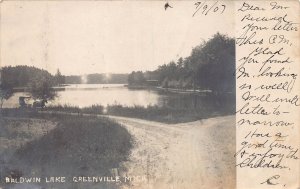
<box><xmin>33</xmin><ymin>99</ymin><xmax>48</xmax><ymax>109</ymax></box>
<box><xmin>19</xmin><ymin>96</ymin><xmax>31</xmax><ymax>108</ymax></box>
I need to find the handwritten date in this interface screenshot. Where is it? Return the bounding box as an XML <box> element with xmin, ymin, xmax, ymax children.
<box><xmin>193</xmin><ymin>1</ymin><xmax>225</xmax><ymax>17</ymax></box>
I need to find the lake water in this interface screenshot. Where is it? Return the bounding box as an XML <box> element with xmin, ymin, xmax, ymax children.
<box><xmin>4</xmin><ymin>84</ymin><xmax>163</xmax><ymax>108</ymax></box>
<box><xmin>54</xmin><ymin>84</ymin><xmax>165</xmax><ymax>107</ymax></box>
<box><xmin>4</xmin><ymin>84</ymin><xmax>235</xmax><ymax>111</ymax></box>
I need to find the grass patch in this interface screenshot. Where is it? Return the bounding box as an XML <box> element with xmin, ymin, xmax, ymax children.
<box><xmin>0</xmin><ymin>114</ymin><xmax>132</xmax><ymax>189</ymax></box>
<box><xmin>40</xmin><ymin>103</ymin><xmax>234</xmax><ymax>124</ymax></box>
<box><xmin>45</xmin><ymin>104</ymin><xmax>104</xmax><ymax>115</ymax></box>
<box><xmin>105</xmin><ymin>104</ymin><xmax>233</xmax><ymax>123</ymax></box>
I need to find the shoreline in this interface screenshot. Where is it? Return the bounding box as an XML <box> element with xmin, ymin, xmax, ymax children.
<box><xmin>126</xmin><ymin>85</ymin><xmax>212</xmax><ymax>94</ymax></box>
<box><xmin>12</xmin><ymin>84</ymin><xmax>234</xmax><ymax>96</ymax></box>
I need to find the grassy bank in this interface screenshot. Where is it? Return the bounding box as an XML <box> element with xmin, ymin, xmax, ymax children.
<box><xmin>44</xmin><ymin>104</ymin><xmax>104</xmax><ymax>115</ymax></box>
<box><xmin>0</xmin><ymin>113</ymin><xmax>132</xmax><ymax>189</ymax></box>
<box><xmin>105</xmin><ymin>104</ymin><xmax>234</xmax><ymax>123</ymax></box>
<box><xmin>38</xmin><ymin>93</ymin><xmax>235</xmax><ymax>123</ymax></box>
<box><xmin>106</xmin><ymin>105</ymin><xmax>208</xmax><ymax>123</ymax></box>
<box><xmin>36</xmin><ymin>105</ymin><xmax>234</xmax><ymax>124</ymax></box>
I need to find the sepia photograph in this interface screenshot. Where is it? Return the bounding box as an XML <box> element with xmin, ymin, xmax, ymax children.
<box><xmin>0</xmin><ymin>1</ymin><xmax>236</xmax><ymax>189</ymax></box>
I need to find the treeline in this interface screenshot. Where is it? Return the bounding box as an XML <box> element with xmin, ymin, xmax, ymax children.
<box><xmin>128</xmin><ymin>33</ymin><xmax>235</xmax><ymax>93</ymax></box>
<box><xmin>0</xmin><ymin>66</ymin><xmax>128</xmax><ymax>87</ymax></box>
<box><xmin>0</xmin><ymin>66</ymin><xmax>128</xmax><ymax>103</ymax></box>
<box><xmin>1</xmin><ymin>66</ymin><xmax>62</xmax><ymax>88</ymax></box>
<box><xmin>65</xmin><ymin>73</ymin><xmax>128</xmax><ymax>84</ymax></box>
<box><xmin>0</xmin><ymin>66</ymin><xmax>62</xmax><ymax>102</ymax></box>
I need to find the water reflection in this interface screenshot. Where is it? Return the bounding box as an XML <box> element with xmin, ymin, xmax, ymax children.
<box><xmin>4</xmin><ymin>84</ymin><xmax>235</xmax><ymax>112</ymax></box>
<box><xmin>54</xmin><ymin>86</ymin><xmax>163</xmax><ymax>108</ymax></box>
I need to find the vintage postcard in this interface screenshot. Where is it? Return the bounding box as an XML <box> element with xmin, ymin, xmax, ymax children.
<box><xmin>0</xmin><ymin>1</ymin><xmax>299</xmax><ymax>189</ymax></box>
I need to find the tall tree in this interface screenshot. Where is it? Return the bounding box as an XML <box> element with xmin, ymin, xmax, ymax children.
<box><xmin>0</xmin><ymin>70</ymin><xmax>13</xmax><ymax>110</ymax></box>
<box><xmin>121</xmin><ymin>33</ymin><xmax>235</xmax><ymax>93</ymax></box>
<box><xmin>127</xmin><ymin>71</ymin><xmax>146</xmax><ymax>85</ymax></box>
<box><xmin>195</xmin><ymin>33</ymin><xmax>235</xmax><ymax>94</ymax></box>
<box><xmin>0</xmin><ymin>85</ymin><xmax>13</xmax><ymax>110</ymax></box>
<box><xmin>55</xmin><ymin>69</ymin><xmax>65</xmax><ymax>86</ymax></box>
<box><xmin>28</xmin><ymin>75</ymin><xmax>56</xmax><ymax>101</ymax></box>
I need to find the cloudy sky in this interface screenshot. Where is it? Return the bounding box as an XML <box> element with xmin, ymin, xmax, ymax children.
<box><xmin>1</xmin><ymin>1</ymin><xmax>234</xmax><ymax>75</ymax></box>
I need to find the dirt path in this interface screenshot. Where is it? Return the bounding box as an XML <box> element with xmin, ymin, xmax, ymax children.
<box><xmin>5</xmin><ymin>111</ymin><xmax>235</xmax><ymax>189</ymax></box>
<box><xmin>108</xmin><ymin>115</ymin><xmax>236</xmax><ymax>189</ymax></box>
